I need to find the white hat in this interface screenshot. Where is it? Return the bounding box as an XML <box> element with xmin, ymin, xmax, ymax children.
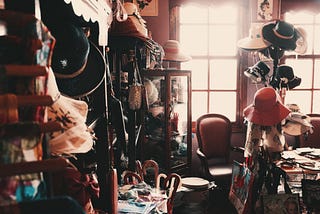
<box><xmin>163</xmin><ymin>40</ymin><xmax>192</xmax><ymax>62</ymax></box>
<box><xmin>294</xmin><ymin>27</ymin><xmax>308</xmax><ymax>55</ymax></box>
<box><xmin>237</xmin><ymin>22</ymin><xmax>270</xmax><ymax>50</ymax></box>
<box><xmin>46</xmin><ymin>67</ymin><xmax>94</xmax><ymax>154</ymax></box>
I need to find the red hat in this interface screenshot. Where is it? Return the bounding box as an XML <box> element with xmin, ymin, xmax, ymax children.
<box><xmin>243</xmin><ymin>87</ymin><xmax>290</xmax><ymax>126</ymax></box>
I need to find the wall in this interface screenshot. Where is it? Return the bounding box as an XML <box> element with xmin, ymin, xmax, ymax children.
<box><xmin>143</xmin><ymin>0</ymin><xmax>170</xmax><ymax>47</ymax></box>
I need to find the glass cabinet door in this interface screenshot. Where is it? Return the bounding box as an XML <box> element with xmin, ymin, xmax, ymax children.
<box><xmin>169</xmin><ymin>75</ymin><xmax>189</xmax><ymax>169</ymax></box>
<box><xmin>142</xmin><ymin>70</ymin><xmax>191</xmax><ymax>173</ymax></box>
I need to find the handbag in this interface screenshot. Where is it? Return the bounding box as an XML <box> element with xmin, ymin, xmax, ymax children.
<box><xmin>229</xmin><ymin>161</ymin><xmax>255</xmax><ymax>214</ymax></box>
<box><xmin>128</xmin><ymin>59</ymin><xmax>146</xmax><ymax>111</ymax></box>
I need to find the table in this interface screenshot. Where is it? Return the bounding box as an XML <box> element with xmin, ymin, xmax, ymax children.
<box><xmin>117</xmin><ymin>183</ymin><xmax>167</xmax><ymax>214</ymax></box>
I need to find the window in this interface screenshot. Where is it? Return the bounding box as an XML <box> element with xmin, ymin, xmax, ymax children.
<box><xmin>178</xmin><ymin>3</ymin><xmax>241</xmax><ymax>122</ymax></box>
<box><xmin>282</xmin><ymin>11</ymin><xmax>320</xmax><ymax>113</ymax></box>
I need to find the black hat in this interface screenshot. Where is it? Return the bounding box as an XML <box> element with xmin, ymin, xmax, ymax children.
<box><xmin>262</xmin><ymin>20</ymin><xmax>298</xmax><ymax>51</ymax></box>
<box><xmin>50</xmin><ymin>22</ymin><xmax>105</xmax><ymax>98</ymax></box>
<box><xmin>270</xmin><ymin>65</ymin><xmax>301</xmax><ymax>89</ymax></box>
<box><xmin>244</xmin><ymin>61</ymin><xmax>270</xmax><ymax>84</ymax></box>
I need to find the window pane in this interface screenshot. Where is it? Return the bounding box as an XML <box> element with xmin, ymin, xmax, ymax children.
<box><xmin>209</xmin><ymin>4</ymin><xmax>238</xmax><ymax>24</ymax></box>
<box><xmin>209</xmin><ymin>92</ymin><xmax>236</xmax><ymax>121</ymax></box>
<box><xmin>182</xmin><ymin>59</ymin><xmax>208</xmax><ymax>90</ymax></box>
<box><xmin>209</xmin><ymin>25</ymin><xmax>237</xmax><ymax>56</ymax></box>
<box><xmin>285</xmin><ymin>91</ymin><xmax>312</xmax><ymax>113</ymax></box>
<box><xmin>180</xmin><ymin>25</ymin><xmax>208</xmax><ymax>56</ymax></box>
<box><xmin>285</xmin><ymin>12</ymin><xmax>313</xmax><ymax>24</ymax></box>
<box><xmin>180</xmin><ymin>5</ymin><xmax>208</xmax><ymax>24</ymax></box>
<box><xmin>209</xmin><ymin>59</ymin><xmax>237</xmax><ymax>90</ymax></box>
<box><xmin>313</xmin><ymin>91</ymin><xmax>320</xmax><ymax>113</ymax></box>
<box><xmin>316</xmin><ymin>14</ymin><xmax>320</xmax><ymax>23</ymax></box>
<box><xmin>285</xmin><ymin>59</ymin><xmax>313</xmax><ymax>89</ymax></box>
<box><xmin>315</xmin><ymin>60</ymin><xmax>320</xmax><ymax>88</ymax></box>
<box><xmin>315</xmin><ymin>25</ymin><xmax>320</xmax><ymax>54</ymax></box>
<box><xmin>192</xmin><ymin>92</ymin><xmax>208</xmax><ymax>120</ymax></box>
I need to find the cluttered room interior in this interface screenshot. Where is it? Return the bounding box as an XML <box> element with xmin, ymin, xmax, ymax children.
<box><xmin>0</xmin><ymin>0</ymin><xmax>320</xmax><ymax>213</ymax></box>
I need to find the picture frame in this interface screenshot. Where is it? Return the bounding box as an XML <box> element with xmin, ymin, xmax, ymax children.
<box><xmin>136</xmin><ymin>0</ymin><xmax>158</xmax><ymax>17</ymax></box>
<box><xmin>262</xmin><ymin>193</ymin><xmax>300</xmax><ymax>214</ymax></box>
<box><xmin>252</xmin><ymin>0</ymin><xmax>279</xmax><ymax>22</ymax></box>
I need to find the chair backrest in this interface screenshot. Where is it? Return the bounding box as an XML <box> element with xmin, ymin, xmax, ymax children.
<box><xmin>299</xmin><ymin>114</ymin><xmax>320</xmax><ymax>148</ymax></box>
<box><xmin>196</xmin><ymin>113</ymin><xmax>232</xmax><ymax>161</ymax></box>
<box><xmin>136</xmin><ymin>159</ymin><xmax>159</xmax><ymax>187</ymax></box>
<box><xmin>123</xmin><ymin>171</ymin><xmax>142</xmax><ymax>185</ymax></box>
<box><xmin>301</xmin><ymin>179</ymin><xmax>320</xmax><ymax>211</ymax></box>
<box><xmin>156</xmin><ymin>173</ymin><xmax>181</xmax><ymax>214</ymax></box>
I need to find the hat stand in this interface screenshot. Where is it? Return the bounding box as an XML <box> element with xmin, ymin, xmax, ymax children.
<box><xmin>268</xmin><ymin>45</ymin><xmax>287</xmax><ymax>104</ymax></box>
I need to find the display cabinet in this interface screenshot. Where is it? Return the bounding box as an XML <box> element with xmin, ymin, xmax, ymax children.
<box><xmin>141</xmin><ymin>69</ymin><xmax>192</xmax><ymax>173</ymax></box>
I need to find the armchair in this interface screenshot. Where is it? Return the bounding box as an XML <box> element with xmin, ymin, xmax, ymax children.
<box><xmin>196</xmin><ymin>113</ymin><xmax>235</xmax><ymax>190</ymax></box>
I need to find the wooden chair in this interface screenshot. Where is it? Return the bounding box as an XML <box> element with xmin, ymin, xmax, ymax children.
<box><xmin>136</xmin><ymin>159</ymin><xmax>159</xmax><ymax>187</ymax></box>
<box><xmin>123</xmin><ymin>171</ymin><xmax>143</xmax><ymax>185</ymax></box>
<box><xmin>156</xmin><ymin>173</ymin><xmax>181</xmax><ymax>214</ymax></box>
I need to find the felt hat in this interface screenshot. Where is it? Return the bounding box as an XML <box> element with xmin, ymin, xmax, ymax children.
<box><xmin>294</xmin><ymin>27</ymin><xmax>308</xmax><ymax>54</ymax></box>
<box><xmin>270</xmin><ymin>65</ymin><xmax>301</xmax><ymax>90</ymax></box>
<box><xmin>50</xmin><ymin>22</ymin><xmax>106</xmax><ymax>98</ymax></box>
<box><xmin>237</xmin><ymin>22</ymin><xmax>270</xmax><ymax>50</ymax></box>
<box><xmin>262</xmin><ymin>20</ymin><xmax>298</xmax><ymax>51</ymax></box>
<box><xmin>46</xmin><ymin>67</ymin><xmax>94</xmax><ymax>154</ymax></box>
<box><xmin>163</xmin><ymin>40</ymin><xmax>192</xmax><ymax>62</ymax></box>
<box><xmin>282</xmin><ymin>104</ymin><xmax>313</xmax><ymax>136</ymax></box>
<box><xmin>244</xmin><ymin>61</ymin><xmax>270</xmax><ymax>84</ymax></box>
<box><xmin>243</xmin><ymin>87</ymin><xmax>290</xmax><ymax>126</ymax></box>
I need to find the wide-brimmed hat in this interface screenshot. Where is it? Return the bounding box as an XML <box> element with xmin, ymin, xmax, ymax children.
<box><xmin>262</xmin><ymin>20</ymin><xmax>298</xmax><ymax>51</ymax></box>
<box><xmin>270</xmin><ymin>65</ymin><xmax>301</xmax><ymax>90</ymax></box>
<box><xmin>295</xmin><ymin>27</ymin><xmax>308</xmax><ymax>54</ymax></box>
<box><xmin>46</xmin><ymin>67</ymin><xmax>94</xmax><ymax>154</ymax></box>
<box><xmin>163</xmin><ymin>40</ymin><xmax>191</xmax><ymax>62</ymax></box>
<box><xmin>243</xmin><ymin>87</ymin><xmax>290</xmax><ymax>126</ymax></box>
<box><xmin>50</xmin><ymin>22</ymin><xmax>105</xmax><ymax>98</ymax></box>
<box><xmin>237</xmin><ymin>22</ymin><xmax>270</xmax><ymax>50</ymax></box>
<box><xmin>282</xmin><ymin>104</ymin><xmax>313</xmax><ymax>136</ymax></box>
<box><xmin>244</xmin><ymin>61</ymin><xmax>270</xmax><ymax>84</ymax></box>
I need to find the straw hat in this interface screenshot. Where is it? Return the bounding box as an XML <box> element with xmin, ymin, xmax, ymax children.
<box><xmin>237</xmin><ymin>22</ymin><xmax>270</xmax><ymax>50</ymax></box>
<box><xmin>262</xmin><ymin>20</ymin><xmax>298</xmax><ymax>51</ymax></box>
<box><xmin>162</xmin><ymin>40</ymin><xmax>191</xmax><ymax>62</ymax></box>
<box><xmin>243</xmin><ymin>87</ymin><xmax>290</xmax><ymax>126</ymax></box>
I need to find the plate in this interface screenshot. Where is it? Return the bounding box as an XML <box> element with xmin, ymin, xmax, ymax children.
<box><xmin>299</xmin><ymin>162</ymin><xmax>320</xmax><ymax>171</ymax></box>
<box><xmin>181</xmin><ymin>177</ymin><xmax>209</xmax><ymax>190</ymax></box>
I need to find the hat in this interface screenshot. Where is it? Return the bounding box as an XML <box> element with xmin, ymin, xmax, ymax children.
<box><xmin>237</xmin><ymin>22</ymin><xmax>271</xmax><ymax>50</ymax></box>
<box><xmin>163</xmin><ymin>40</ymin><xmax>191</xmax><ymax>62</ymax></box>
<box><xmin>270</xmin><ymin>65</ymin><xmax>301</xmax><ymax>90</ymax></box>
<box><xmin>295</xmin><ymin>27</ymin><xmax>308</xmax><ymax>54</ymax></box>
<box><xmin>109</xmin><ymin>2</ymin><xmax>149</xmax><ymax>41</ymax></box>
<box><xmin>282</xmin><ymin>104</ymin><xmax>313</xmax><ymax>136</ymax></box>
<box><xmin>244</xmin><ymin>61</ymin><xmax>270</xmax><ymax>84</ymax></box>
<box><xmin>243</xmin><ymin>87</ymin><xmax>290</xmax><ymax>126</ymax></box>
<box><xmin>262</xmin><ymin>20</ymin><xmax>298</xmax><ymax>51</ymax></box>
<box><xmin>50</xmin><ymin>22</ymin><xmax>106</xmax><ymax>98</ymax></box>
<box><xmin>46</xmin><ymin>67</ymin><xmax>94</xmax><ymax>154</ymax></box>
